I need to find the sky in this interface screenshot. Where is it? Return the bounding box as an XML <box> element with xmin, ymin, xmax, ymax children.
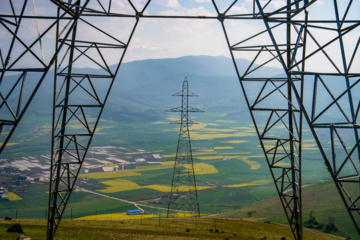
<box><xmin>0</xmin><ymin>0</ymin><xmax>359</xmax><ymax>73</ymax></box>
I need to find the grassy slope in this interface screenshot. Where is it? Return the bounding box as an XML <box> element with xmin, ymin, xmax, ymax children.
<box><xmin>216</xmin><ymin>180</ymin><xmax>359</xmax><ymax>239</ymax></box>
<box><xmin>0</xmin><ymin>218</ymin><xmax>345</xmax><ymax>240</ymax></box>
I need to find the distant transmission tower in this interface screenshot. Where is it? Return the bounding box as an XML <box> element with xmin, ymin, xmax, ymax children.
<box><xmin>167</xmin><ymin>77</ymin><xmax>203</xmax><ymax>218</ymax></box>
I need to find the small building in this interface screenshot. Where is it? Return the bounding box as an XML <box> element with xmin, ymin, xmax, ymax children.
<box><xmin>135</xmin><ymin>158</ymin><xmax>146</xmax><ymax>164</ymax></box>
<box><xmin>119</xmin><ymin>164</ymin><xmax>128</xmax><ymax>170</ymax></box>
<box><xmin>127</xmin><ymin>209</ymin><xmax>142</xmax><ymax>215</ymax></box>
<box><xmin>0</xmin><ymin>194</ymin><xmax>9</xmax><ymax>202</ymax></box>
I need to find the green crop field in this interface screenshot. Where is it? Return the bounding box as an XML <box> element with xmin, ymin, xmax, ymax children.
<box><xmin>0</xmin><ymin>111</ymin><xmax>347</xmax><ymax>238</ymax></box>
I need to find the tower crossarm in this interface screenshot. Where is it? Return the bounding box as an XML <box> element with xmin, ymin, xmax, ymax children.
<box><xmin>166</xmin><ymin>106</ymin><xmax>203</xmax><ymax>113</ymax></box>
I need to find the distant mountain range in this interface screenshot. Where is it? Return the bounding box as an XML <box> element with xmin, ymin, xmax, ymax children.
<box><xmin>5</xmin><ymin>55</ymin><xmax>285</xmax><ymax>122</ymax></box>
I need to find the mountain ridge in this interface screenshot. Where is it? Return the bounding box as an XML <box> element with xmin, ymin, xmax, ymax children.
<box><xmin>3</xmin><ymin>55</ymin><xmax>284</xmax><ymax>122</ymax></box>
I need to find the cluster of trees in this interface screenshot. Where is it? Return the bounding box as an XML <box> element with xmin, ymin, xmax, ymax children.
<box><xmin>304</xmin><ymin>211</ymin><xmax>338</xmax><ymax>234</ymax></box>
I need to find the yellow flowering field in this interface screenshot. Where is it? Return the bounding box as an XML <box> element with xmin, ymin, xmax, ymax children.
<box><xmin>151</xmin><ymin>121</ymin><xmax>168</xmax><ymax>124</ymax></box>
<box><xmin>184</xmin><ymin>163</ymin><xmax>218</xmax><ymax>175</ymax></box>
<box><xmin>67</xmin><ymin>124</ymin><xmax>88</xmax><ymax>129</ymax></box>
<box><xmin>260</xmin><ymin>144</ymin><xmax>291</xmax><ymax>151</ymax></box>
<box><xmin>160</xmin><ymin>161</ymin><xmax>175</xmax><ymax>166</ymax></box>
<box><xmin>207</xmin><ymin>123</ymin><xmax>220</xmax><ymax>126</ymax></box>
<box><xmin>162</xmin><ymin>152</ymin><xmax>217</xmax><ymax>158</ymax></box>
<box><xmin>224</xmin><ymin>156</ymin><xmax>261</xmax><ymax>170</ymax></box>
<box><xmin>98</xmin><ymin>176</ymin><xmax>214</xmax><ymax>194</ymax></box>
<box><xmin>238</xmin><ymin>156</ymin><xmax>261</xmax><ymax>170</ymax></box>
<box><xmin>262</xmin><ymin>142</ymin><xmax>319</xmax><ymax>151</ymax></box>
<box><xmin>77</xmin><ymin>213</ymin><xmax>155</xmax><ymax>220</ymax></box>
<box><xmin>222</xmin><ymin>152</ymin><xmax>251</xmax><ymax>155</ymax></box>
<box><xmin>189</xmin><ymin>122</ymin><xmax>207</xmax><ymax>130</ymax></box>
<box><xmin>244</xmin><ymin>129</ymin><xmax>257</xmax><ymax>133</ymax></box>
<box><xmin>145</xmin><ymin>184</ymin><xmax>212</xmax><ymax>192</ymax></box>
<box><xmin>161</xmin><ymin>153</ymin><xmax>176</xmax><ymax>158</ymax></box>
<box><xmin>232</xmin><ymin>127</ymin><xmax>253</xmax><ymax>130</ymax></box>
<box><xmin>135</xmin><ymin>164</ymin><xmax>174</xmax><ymax>172</ymax></box>
<box><xmin>216</xmin><ymin>120</ymin><xmax>237</xmax><ymax>124</ymax></box>
<box><xmin>135</xmin><ymin>164</ymin><xmax>161</xmax><ymax>169</ymax></box>
<box><xmin>0</xmin><ymin>142</ymin><xmax>19</xmax><ymax>147</ymax></box>
<box><xmin>77</xmin><ymin>211</ymin><xmax>199</xmax><ymax>220</ymax></box>
<box><xmin>274</xmin><ymin>162</ymin><xmax>291</xmax><ymax>167</ymax></box>
<box><xmin>78</xmin><ymin>171</ymin><xmax>141</xmax><ymax>179</ymax></box>
<box><xmin>102</xmin><ymin>164</ymin><xmax>117</xmax><ymax>167</ymax></box>
<box><xmin>145</xmin><ymin>185</ymin><xmax>172</xmax><ymax>192</ymax></box>
<box><xmin>222</xmin><ymin>179</ymin><xmax>272</xmax><ymax>188</ymax></box>
<box><xmin>214</xmin><ymin>146</ymin><xmax>234</xmax><ymax>150</ymax></box>
<box><xmin>196</xmin><ymin>149</ymin><xmax>216</xmax><ymax>152</ymax></box>
<box><xmin>95</xmin><ymin>125</ymin><xmax>116</xmax><ymax>132</ymax></box>
<box><xmin>5</xmin><ymin>192</ymin><xmax>23</xmax><ymax>201</ymax></box>
<box><xmin>192</xmin><ymin>152</ymin><xmax>219</xmax><ymax>155</ymax></box>
<box><xmin>166</xmin><ymin>117</ymin><xmax>178</xmax><ymax>122</ymax></box>
<box><xmin>162</xmin><ymin>129</ymin><xmax>177</xmax><ymax>132</ymax></box>
<box><xmin>206</xmin><ymin>128</ymin><xmax>235</xmax><ymax>132</ymax></box>
<box><xmin>191</xmin><ymin>132</ymin><xmax>256</xmax><ymax>140</ymax></box>
<box><xmin>99</xmin><ymin>179</ymin><xmax>140</xmax><ymax>193</ymax></box>
<box><xmin>302</xmin><ymin>143</ymin><xmax>319</xmax><ymax>150</ymax></box>
<box><xmin>194</xmin><ymin>156</ymin><xmax>223</xmax><ymax>160</ymax></box>
<box><xmin>223</xmin><ymin>140</ymin><xmax>248</xmax><ymax>143</ymax></box>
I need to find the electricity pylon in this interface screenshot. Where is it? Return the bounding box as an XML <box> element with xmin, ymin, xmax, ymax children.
<box><xmin>166</xmin><ymin>77</ymin><xmax>203</xmax><ymax>218</ymax></box>
<box><xmin>1</xmin><ymin>1</ymin><xmax>360</xmax><ymax>239</ymax></box>
<box><xmin>215</xmin><ymin>1</ymin><xmax>304</xmax><ymax>238</ymax></box>
<box><xmin>46</xmin><ymin>1</ymin><xmax>151</xmax><ymax>239</ymax></box>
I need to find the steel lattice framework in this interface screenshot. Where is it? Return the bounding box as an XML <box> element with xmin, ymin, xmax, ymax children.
<box><xmin>166</xmin><ymin>77</ymin><xmax>202</xmax><ymax>218</ymax></box>
<box><xmin>0</xmin><ymin>1</ymin><xmax>359</xmax><ymax>240</ymax></box>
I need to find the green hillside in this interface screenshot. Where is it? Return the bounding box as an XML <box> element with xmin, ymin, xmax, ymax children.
<box><xmin>216</xmin><ymin>180</ymin><xmax>358</xmax><ymax>239</ymax></box>
<box><xmin>0</xmin><ymin>218</ymin><xmax>345</xmax><ymax>240</ymax></box>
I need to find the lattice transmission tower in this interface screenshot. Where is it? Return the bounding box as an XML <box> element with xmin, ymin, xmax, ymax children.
<box><xmin>1</xmin><ymin>1</ymin><xmax>360</xmax><ymax>240</ymax></box>
<box><xmin>166</xmin><ymin>77</ymin><xmax>203</xmax><ymax>218</ymax></box>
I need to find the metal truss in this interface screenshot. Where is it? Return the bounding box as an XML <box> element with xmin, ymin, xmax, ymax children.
<box><xmin>1</xmin><ymin>1</ymin><xmax>360</xmax><ymax>240</ymax></box>
<box><xmin>166</xmin><ymin>77</ymin><xmax>202</xmax><ymax>218</ymax></box>
<box><xmin>47</xmin><ymin>0</ymin><xmax>150</xmax><ymax>239</ymax></box>
<box><xmin>252</xmin><ymin>0</ymin><xmax>360</xmax><ymax>237</ymax></box>
<box><xmin>284</xmin><ymin>0</ymin><xmax>360</xmax><ymax>236</ymax></box>
<box><xmin>0</xmin><ymin>0</ymin><xmax>85</xmax><ymax>155</ymax></box>
<box><xmin>214</xmin><ymin>0</ymin><xmax>360</xmax><ymax>238</ymax></box>
<box><xmin>214</xmin><ymin>1</ymin><xmax>307</xmax><ymax>238</ymax></box>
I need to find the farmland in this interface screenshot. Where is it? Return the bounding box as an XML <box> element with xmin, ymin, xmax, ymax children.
<box><xmin>4</xmin><ymin>192</ymin><xmax>23</xmax><ymax>201</ymax></box>
<box><xmin>0</xmin><ymin>110</ymin><xmax>341</xmax><ymax>237</ymax></box>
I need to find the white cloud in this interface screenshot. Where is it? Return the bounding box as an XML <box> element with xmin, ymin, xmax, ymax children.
<box><xmin>124</xmin><ymin>17</ymin><xmax>229</xmax><ymax>62</ymax></box>
<box><xmin>167</xmin><ymin>0</ymin><xmax>181</xmax><ymax>9</ymax></box>
<box><xmin>159</xmin><ymin>5</ymin><xmax>213</xmax><ymax>16</ymax></box>
<box><xmin>227</xmin><ymin>6</ymin><xmax>249</xmax><ymax>15</ymax></box>
<box><xmin>152</xmin><ymin>0</ymin><xmax>182</xmax><ymax>9</ymax></box>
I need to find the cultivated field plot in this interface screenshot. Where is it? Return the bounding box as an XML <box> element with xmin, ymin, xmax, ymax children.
<box><xmin>0</xmin><ymin>112</ymin><xmax>333</xmax><ymax>235</ymax></box>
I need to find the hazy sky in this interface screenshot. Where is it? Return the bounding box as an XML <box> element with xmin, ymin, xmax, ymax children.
<box><xmin>1</xmin><ymin>0</ymin><xmax>359</xmax><ymax>72</ymax></box>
